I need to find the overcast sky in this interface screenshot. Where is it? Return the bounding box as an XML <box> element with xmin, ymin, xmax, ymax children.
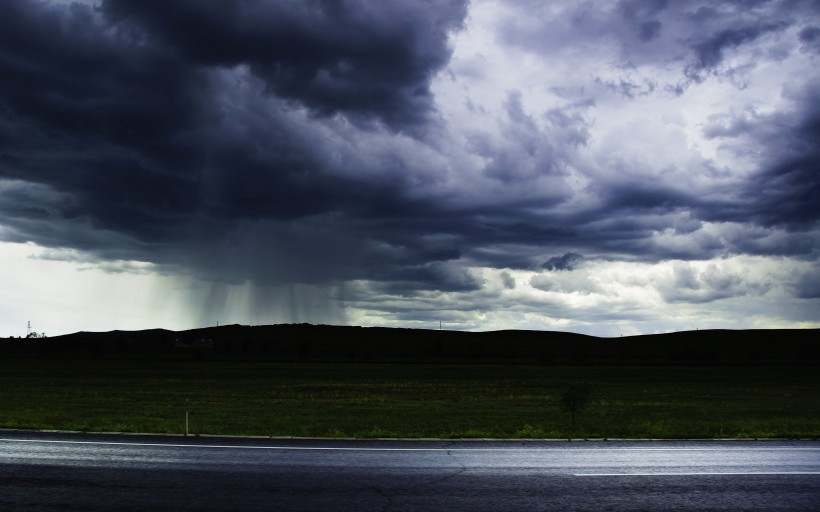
<box><xmin>1</xmin><ymin>0</ymin><xmax>818</xmax><ymax>337</ymax></box>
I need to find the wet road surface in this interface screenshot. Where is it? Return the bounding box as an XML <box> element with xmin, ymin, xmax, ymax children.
<box><xmin>1</xmin><ymin>431</ymin><xmax>818</xmax><ymax>511</ymax></box>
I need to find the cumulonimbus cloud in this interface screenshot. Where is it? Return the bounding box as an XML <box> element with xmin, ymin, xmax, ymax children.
<box><xmin>0</xmin><ymin>0</ymin><xmax>818</xmax><ymax>331</ymax></box>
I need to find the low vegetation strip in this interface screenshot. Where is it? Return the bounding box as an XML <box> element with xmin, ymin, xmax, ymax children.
<box><xmin>1</xmin><ymin>360</ymin><xmax>817</xmax><ymax>439</ymax></box>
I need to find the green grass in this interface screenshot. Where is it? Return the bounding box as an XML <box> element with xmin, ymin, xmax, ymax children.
<box><xmin>0</xmin><ymin>359</ymin><xmax>817</xmax><ymax>438</ymax></box>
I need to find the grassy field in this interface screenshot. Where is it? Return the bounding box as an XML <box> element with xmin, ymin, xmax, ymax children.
<box><xmin>0</xmin><ymin>359</ymin><xmax>817</xmax><ymax>439</ymax></box>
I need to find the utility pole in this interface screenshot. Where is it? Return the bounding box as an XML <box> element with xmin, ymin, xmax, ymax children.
<box><xmin>26</xmin><ymin>321</ymin><xmax>31</xmax><ymax>338</ymax></box>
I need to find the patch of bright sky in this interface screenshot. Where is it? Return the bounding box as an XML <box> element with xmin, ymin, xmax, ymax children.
<box><xmin>0</xmin><ymin>241</ymin><xmax>347</xmax><ymax>337</ymax></box>
<box><xmin>0</xmin><ymin>241</ymin><xmax>191</xmax><ymax>336</ymax></box>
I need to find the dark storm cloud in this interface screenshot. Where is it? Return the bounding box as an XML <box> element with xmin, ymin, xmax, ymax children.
<box><xmin>684</xmin><ymin>21</ymin><xmax>786</xmax><ymax>80</ymax></box>
<box><xmin>617</xmin><ymin>0</ymin><xmax>668</xmax><ymax>42</ymax></box>
<box><xmin>794</xmin><ymin>266</ymin><xmax>820</xmax><ymax>299</ymax></box>
<box><xmin>748</xmin><ymin>148</ymin><xmax>820</xmax><ymax>230</ymax></box>
<box><xmin>499</xmin><ymin>271</ymin><xmax>516</xmax><ymax>289</ymax></box>
<box><xmin>0</xmin><ymin>0</ymin><xmax>211</xmax><ymax>248</ymax></box>
<box><xmin>543</xmin><ymin>253</ymin><xmax>584</xmax><ymax>271</ymax></box>
<box><xmin>701</xmin><ymin>79</ymin><xmax>820</xmax><ymax>232</ymax></box>
<box><xmin>0</xmin><ymin>0</ymin><xmax>472</xmax><ymax>290</ymax></box>
<box><xmin>0</xmin><ymin>0</ymin><xmax>818</xmax><ymax>319</ymax></box>
<box><xmin>799</xmin><ymin>25</ymin><xmax>820</xmax><ymax>53</ymax></box>
<box><xmin>756</xmin><ymin>95</ymin><xmax>820</xmax><ymax>228</ymax></box>
<box><xmin>675</xmin><ymin>1</ymin><xmax>820</xmax><ymax>89</ymax></box>
<box><xmin>370</xmin><ymin>262</ymin><xmax>484</xmax><ymax>294</ymax></box>
<box><xmin>101</xmin><ymin>0</ymin><xmax>467</xmax><ymax>130</ymax></box>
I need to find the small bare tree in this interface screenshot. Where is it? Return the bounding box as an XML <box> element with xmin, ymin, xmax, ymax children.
<box><xmin>560</xmin><ymin>384</ymin><xmax>593</xmax><ymax>435</ymax></box>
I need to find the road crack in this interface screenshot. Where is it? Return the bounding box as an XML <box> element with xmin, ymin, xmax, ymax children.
<box><xmin>372</xmin><ymin>449</ymin><xmax>469</xmax><ymax>512</ymax></box>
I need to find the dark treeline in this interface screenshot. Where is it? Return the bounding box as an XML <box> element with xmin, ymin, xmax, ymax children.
<box><xmin>1</xmin><ymin>324</ymin><xmax>818</xmax><ymax>365</ymax></box>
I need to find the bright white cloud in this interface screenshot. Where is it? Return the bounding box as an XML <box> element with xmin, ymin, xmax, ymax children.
<box><xmin>345</xmin><ymin>255</ymin><xmax>820</xmax><ymax>336</ymax></box>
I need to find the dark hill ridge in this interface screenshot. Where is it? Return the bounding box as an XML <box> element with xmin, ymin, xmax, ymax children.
<box><xmin>1</xmin><ymin>324</ymin><xmax>818</xmax><ymax>365</ymax></box>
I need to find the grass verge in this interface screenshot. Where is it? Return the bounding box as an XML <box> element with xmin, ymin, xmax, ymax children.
<box><xmin>1</xmin><ymin>360</ymin><xmax>817</xmax><ymax>438</ymax></box>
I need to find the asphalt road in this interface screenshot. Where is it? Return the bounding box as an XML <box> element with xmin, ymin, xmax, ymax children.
<box><xmin>1</xmin><ymin>432</ymin><xmax>818</xmax><ymax>511</ymax></box>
